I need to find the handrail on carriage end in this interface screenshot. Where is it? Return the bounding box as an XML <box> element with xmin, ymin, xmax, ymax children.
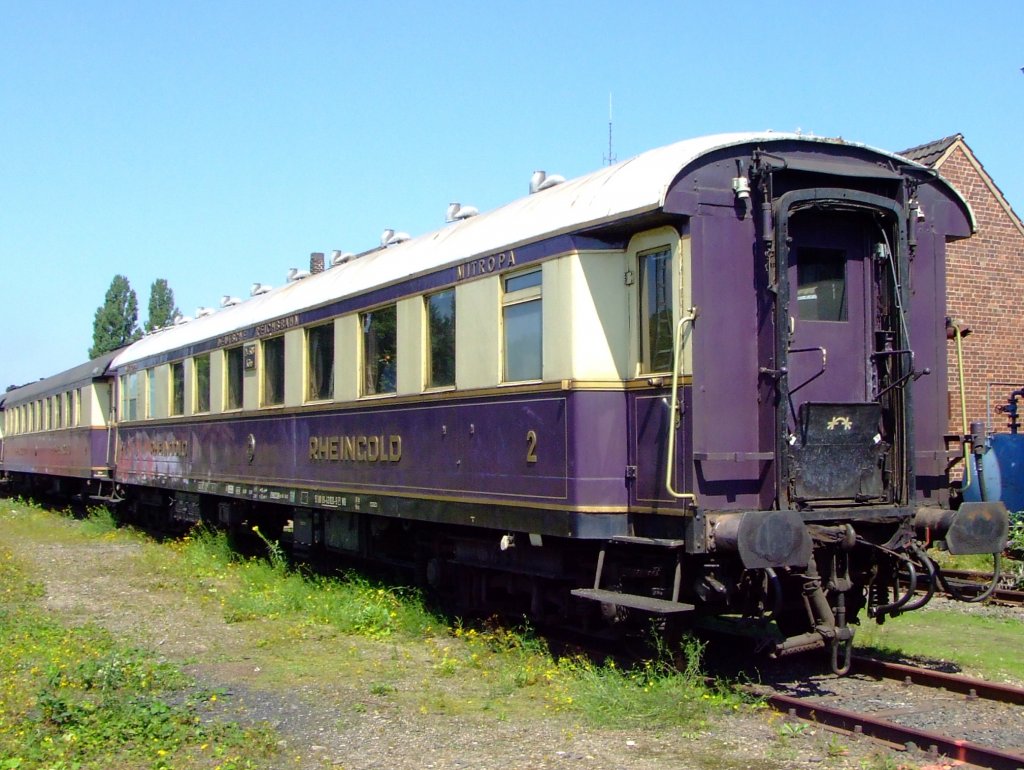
<box><xmin>665</xmin><ymin>307</ymin><xmax>699</xmax><ymax>505</ymax></box>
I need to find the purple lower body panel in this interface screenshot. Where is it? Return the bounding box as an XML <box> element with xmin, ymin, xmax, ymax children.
<box><xmin>115</xmin><ymin>389</ymin><xmax>690</xmax><ymax>537</ymax></box>
<box><xmin>1</xmin><ymin>428</ymin><xmax>112</xmax><ymax>478</ymax></box>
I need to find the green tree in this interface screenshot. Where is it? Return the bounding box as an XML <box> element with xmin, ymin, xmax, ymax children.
<box><xmin>89</xmin><ymin>274</ymin><xmax>142</xmax><ymax>358</ymax></box>
<box><xmin>145</xmin><ymin>277</ymin><xmax>180</xmax><ymax>332</ymax></box>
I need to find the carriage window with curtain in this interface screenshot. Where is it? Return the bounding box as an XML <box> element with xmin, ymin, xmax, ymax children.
<box><xmin>194</xmin><ymin>354</ymin><xmax>211</xmax><ymax>413</ymax></box>
<box><xmin>306</xmin><ymin>322</ymin><xmax>335</xmax><ymax>401</ymax></box>
<box><xmin>426</xmin><ymin>289</ymin><xmax>455</xmax><ymax>389</ymax></box>
<box><xmin>170</xmin><ymin>362</ymin><xmax>185</xmax><ymax>416</ymax></box>
<box><xmin>262</xmin><ymin>336</ymin><xmax>285</xmax><ymax>406</ymax></box>
<box><xmin>639</xmin><ymin>247</ymin><xmax>674</xmax><ymax>373</ymax></box>
<box><xmin>225</xmin><ymin>346</ymin><xmax>244</xmax><ymax>410</ymax></box>
<box><xmin>502</xmin><ymin>269</ymin><xmax>542</xmax><ymax>382</ymax></box>
<box><xmin>361</xmin><ymin>305</ymin><xmax>397</xmax><ymax>396</ymax></box>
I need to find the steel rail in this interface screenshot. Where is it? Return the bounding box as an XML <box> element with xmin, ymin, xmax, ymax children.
<box><xmin>852</xmin><ymin>655</ymin><xmax>1024</xmax><ymax>706</ymax></box>
<box><xmin>901</xmin><ymin>568</ymin><xmax>1024</xmax><ymax>605</ymax></box>
<box><xmin>939</xmin><ymin>581</ymin><xmax>1024</xmax><ymax>606</ymax></box>
<box><xmin>761</xmin><ymin>689</ymin><xmax>1024</xmax><ymax>770</ymax></box>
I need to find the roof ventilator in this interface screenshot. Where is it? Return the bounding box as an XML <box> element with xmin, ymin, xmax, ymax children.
<box><xmin>287</xmin><ymin>267</ymin><xmax>310</xmax><ymax>282</ymax></box>
<box><xmin>221</xmin><ymin>295</ymin><xmax>242</xmax><ymax>307</ymax></box>
<box><xmin>330</xmin><ymin>249</ymin><xmax>356</xmax><ymax>267</ymax></box>
<box><xmin>250</xmin><ymin>283</ymin><xmax>272</xmax><ymax>296</ymax></box>
<box><xmin>380</xmin><ymin>229</ymin><xmax>411</xmax><ymax>247</ymax></box>
<box><xmin>529</xmin><ymin>170</ymin><xmax>565</xmax><ymax>194</ymax></box>
<box><xmin>446</xmin><ymin>202</ymin><xmax>479</xmax><ymax>222</ymax></box>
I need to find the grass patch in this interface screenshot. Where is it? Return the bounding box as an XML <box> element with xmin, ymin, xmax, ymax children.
<box><xmin>2</xmin><ymin>499</ymin><xmax>783</xmax><ymax>739</ymax></box>
<box><xmin>0</xmin><ymin>538</ymin><xmax>276</xmax><ymax>770</ymax></box>
<box><xmin>163</xmin><ymin>525</ymin><xmax>743</xmax><ymax>730</ymax></box>
<box><xmin>431</xmin><ymin>621</ymin><xmax>743</xmax><ymax>729</ymax></box>
<box><xmin>78</xmin><ymin>505</ymin><xmax>121</xmax><ymax>536</ymax></box>
<box><xmin>167</xmin><ymin>526</ymin><xmax>737</xmax><ymax>729</ymax></box>
<box><xmin>555</xmin><ymin>637</ymin><xmax>743</xmax><ymax>730</ymax></box>
<box><xmin>163</xmin><ymin>525</ymin><xmax>439</xmax><ymax>640</ymax></box>
<box><xmin>856</xmin><ymin>608</ymin><xmax>1024</xmax><ymax>682</ymax></box>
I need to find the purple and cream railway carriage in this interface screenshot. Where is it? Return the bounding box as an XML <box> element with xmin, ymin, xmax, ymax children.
<box><xmin>2</xmin><ymin>352</ymin><xmax>118</xmax><ymax>496</ymax></box>
<box><xmin>1</xmin><ymin>133</ymin><xmax>1009</xmax><ymax>671</ymax></box>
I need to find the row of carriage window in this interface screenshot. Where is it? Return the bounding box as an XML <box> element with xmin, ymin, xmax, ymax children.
<box><xmin>5</xmin><ymin>390</ymin><xmax>83</xmax><ymax>434</ymax></box>
<box><xmin>117</xmin><ymin>267</ymin><xmax>546</xmax><ymax>421</ymax></box>
<box><xmin>7</xmin><ymin>247</ymin><xmax>675</xmax><ymax>431</ymax></box>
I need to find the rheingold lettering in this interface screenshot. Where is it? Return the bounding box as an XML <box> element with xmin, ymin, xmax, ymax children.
<box><xmin>150</xmin><ymin>439</ymin><xmax>189</xmax><ymax>457</ymax></box>
<box><xmin>309</xmin><ymin>434</ymin><xmax>402</xmax><ymax>463</ymax></box>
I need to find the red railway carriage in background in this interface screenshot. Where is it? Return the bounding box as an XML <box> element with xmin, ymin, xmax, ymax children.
<box><xmin>1</xmin><ymin>133</ymin><xmax>1009</xmax><ymax>673</ymax></box>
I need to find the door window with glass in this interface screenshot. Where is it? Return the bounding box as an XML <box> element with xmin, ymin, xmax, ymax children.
<box><xmin>225</xmin><ymin>346</ymin><xmax>244</xmax><ymax>410</ymax></box>
<box><xmin>262</xmin><ymin>336</ymin><xmax>285</xmax><ymax>406</ymax></box>
<box><xmin>170</xmin><ymin>362</ymin><xmax>185</xmax><ymax>416</ymax></box>
<box><xmin>306</xmin><ymin>322</ymin><xmax>334</xmax><ymax>401</ymax></box>
<box><xmin>194</xmin><ymin>354</ymin><xmax>211</xmax><ymax>413</ymax></box>
<box><xmin>796</xmin><ymin>247</ymin><xmax>848</xmax><ymax>322</ymax></box>
<box><xmin>426</xmin><ymin>290</ymin><xmax>455</xmax><ymax>388</ymax></box>
<box><xmin>502</xmin><ymin>269</ymin><xmax>542</xmax><ymax>382</ymax></box>
<box><xmin>361</xmin><ymin>306</ymin><xmax>397</xmax><ymax>395</ymax></box>
<box><xmin>639</xmin><ymin>247</ymin><xmax>674</xmax><ymax>373</ymax></box>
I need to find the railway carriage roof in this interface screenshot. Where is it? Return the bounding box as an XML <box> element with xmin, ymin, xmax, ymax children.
<box><xmin>111</xmin><ymin>131</ymin><xmax>937</xmax><ymax>368</ymax></box>
<box><xmin>4</xmin><ymin>350</ymin><xmax>120</xmax><ymax>406</ymax></box>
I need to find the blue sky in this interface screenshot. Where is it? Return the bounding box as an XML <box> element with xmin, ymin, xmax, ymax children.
<box><xmin>2</xmin><ymin>1</ymin><xmax>1022</xmax><ymax>389</ymax></box>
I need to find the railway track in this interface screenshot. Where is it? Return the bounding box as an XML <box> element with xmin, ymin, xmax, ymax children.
<box><xmin>939</xmin><ymin>568</ymin><xmax>1024</xmax><ymax>606</ymax></box>
<box><xmin>749</xmin><ymin>656</ymin><xmax>1024</xmax><ymax>769</ymax></box>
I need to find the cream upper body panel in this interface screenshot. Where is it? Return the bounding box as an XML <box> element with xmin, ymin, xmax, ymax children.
<box><xmin>111</xmin><ymin>132</ymin><xmax>820</xmax><ymax>370</ymax></box>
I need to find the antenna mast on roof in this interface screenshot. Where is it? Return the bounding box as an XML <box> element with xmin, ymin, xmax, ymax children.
<box><xmin>604</xmin><ymin>93</ymin><xmax>616</xmax><ymax>166</ymax></box>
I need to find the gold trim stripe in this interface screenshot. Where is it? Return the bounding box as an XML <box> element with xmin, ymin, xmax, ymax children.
<box><xmin>118</xmin><ymin>377</ymin><xmax>694</xmax><ymax>427</ymax></box>
<box><xmin>124</xmin><ymin>468</ymin><xmax>690</xmax><ymax>516</ymax></box>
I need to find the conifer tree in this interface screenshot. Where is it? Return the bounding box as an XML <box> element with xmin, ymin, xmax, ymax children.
<box><xmin>145</xmin><ymin>278</ymin><xmax>180</xmax><ymax>332</ymax></box>
<box><xmin>89</xmin><ymin>275</ymin><xmax>141</xmax><ymax>358</ymax></box>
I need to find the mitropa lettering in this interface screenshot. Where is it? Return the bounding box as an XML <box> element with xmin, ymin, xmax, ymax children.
<box><xmin>309</xmin><ymin>434</ymin><xmax>402</xmax><ymax>463</ymax></box>
<box><xmin>456</xmin><ymin>250</ymin><xmax>516</xmax><ymax>281</ymax></box>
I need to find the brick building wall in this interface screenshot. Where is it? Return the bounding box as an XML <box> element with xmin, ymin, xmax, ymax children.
<box><xmin>921</xmin><ymin>140</ymin><xmax>1024</xmax><ymax>437</ymax></box>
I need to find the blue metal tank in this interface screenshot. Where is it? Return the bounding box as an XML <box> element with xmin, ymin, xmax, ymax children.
<box><xmin>962</xmin><ymin>432</ymin><xmax>1024</xmax><ymax>513</ymax></box>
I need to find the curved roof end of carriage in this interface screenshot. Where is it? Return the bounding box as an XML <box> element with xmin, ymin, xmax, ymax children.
<box><xmin>110</xmin><ymin>131</ymin><xmax>971</xmax><ymax>370</ymax></box>
<box><xmin>3</xmin><ymin>350</ymin><xmax>122</xmax><ymax>407</ymax></box>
